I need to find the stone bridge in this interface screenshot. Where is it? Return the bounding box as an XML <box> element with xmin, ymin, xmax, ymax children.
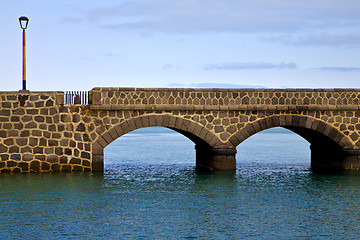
<box><xmin>1</xmin><ymin>87</ymin><xmax>360</xmax><ymax>173</ymax></box>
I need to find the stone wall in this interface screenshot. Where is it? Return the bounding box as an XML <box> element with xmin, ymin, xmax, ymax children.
<box><xmin>91</xmin><ymin>88</ymin><xmax>360</xmax><ymax>110</ymax></box>
<box><xmin>1</xmin><ymin>88</ymin><xmax>360</xmax><ymax>173</ymax></box>
<box><xmin>0</xmin><ymin>91</ymin><xmax>92</xmax><ymax>173</ymax></box>
<box><xmin>90</xmin><ymin>88</ymin><xmax>360</xmax><ymax>147</ymax></box>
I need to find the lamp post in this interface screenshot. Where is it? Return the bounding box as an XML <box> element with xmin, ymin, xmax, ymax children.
<box><xmin>19</xmin><ymin>16</ymin><xmax>29</xmax><ymax>91</ymax></box>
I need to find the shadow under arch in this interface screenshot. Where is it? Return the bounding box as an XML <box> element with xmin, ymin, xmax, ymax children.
<box><xmin>91</xmin><ymin>114</ymin><xmax>231</xmax><ymax>171</ymax></box>
<box><xmin>229</xmin><ymin>115</ymin><xmax>354</xmax><ymax>172</ymax></box>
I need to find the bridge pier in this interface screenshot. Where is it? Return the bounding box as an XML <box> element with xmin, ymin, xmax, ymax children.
<box><xmin>195</xmin><ymin>145</ymin><xmax>236</xmax><ymax>171</ymax></box>
<box><xmin>343</xmin><ymin>149</ymin><xmax>360</xmax><ymax>171</ymax></box>
<box><xmin>311</xmin><ymin>145</ymin><xmax>360</xmax><ymax>172</ymax></box>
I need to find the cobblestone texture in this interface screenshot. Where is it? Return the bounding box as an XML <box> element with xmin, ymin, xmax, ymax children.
<box><xmin>0</xmin><ymin>91</ymin><xmax>91</xmax><ymax>173</ymax></box>
<box><xmin>1</xmin><ymin>88</ymin><xmax>360</xmax><ymax>173</ymax></box>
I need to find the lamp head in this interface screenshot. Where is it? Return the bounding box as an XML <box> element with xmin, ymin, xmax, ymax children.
<box><xmin>19</xmin><ymin>16</ymin><xmax>29</xmax><ymax>30</ymax></box>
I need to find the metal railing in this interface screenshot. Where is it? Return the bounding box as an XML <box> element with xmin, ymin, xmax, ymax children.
<box><xmin>64</xmin><ymin>91</ymin><xmax>89</xmax><ymax>105</ymax></box>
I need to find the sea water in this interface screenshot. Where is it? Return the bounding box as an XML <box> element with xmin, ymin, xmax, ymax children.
<box><xmin>1</xmin><ymin>127</ymin><xmax>360</xmax><ymax>239</ymax></box>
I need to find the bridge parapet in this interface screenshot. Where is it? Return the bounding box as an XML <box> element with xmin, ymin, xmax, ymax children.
<box><xmin>90</xmin><ymin>88</ymin><xmax>360</xmax><ymax>111</ymax></box>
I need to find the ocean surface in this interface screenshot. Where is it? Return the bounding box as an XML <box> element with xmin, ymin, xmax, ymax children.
<box><xmin>1</xmin><ymin>127</ymin><xmax>360</xmax><ymax>239</ymax></box>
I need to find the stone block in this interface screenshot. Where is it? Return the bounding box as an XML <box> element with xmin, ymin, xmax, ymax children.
<box><xmin>41</xmin><ymin>162</ymin><xmax>50</xmax><ymax>171</ymax></box>
<box><xmin>13</xmin><ymin>109</ymin><xmax>25</xmax><ymax>115</ymax></box>
<box><xmin>0</xmin><ymin>144</ymin><xmax>8</xmax><ymax>153</ymax></box>
<box><xmin>214</xmin><ymin>125</ymin><xmax>224</xmax><ymax>133</ymax></box>
<box><xmin>1</xmin><ymin>168</ymin><xmax>11</xmax><ymax>173</ymax></box>
<box><xmin>174</xmin><ymin>117</ymin><xmax>183</xmax><ymax>130</ymax></box>
<box><xmin>16</xmin><ymin>138</ymin><xmax>28</xmax><ymax>146</ymax></box>
<box><xmin>162</xmin><ymin>115</ymin><xmax>170</xmax><ymax>127</ymax></box>
<box><xmin>317</xmin><ymin>121</ymin><xmax>327</xmax><ymax>133</ymax></box>
<box><xmin>203</xmin><ymin>133</ymin><xmax>215</xmax><ymax>147</ymax></box>
<box><xmin>285</xmin><ymin>115</ymin><xmax>293</xmax><ymax>126</ymax></box>
<box><xmin>113</xmin><ymin>125</ymin><xmax>125</xmax><ymax>137</ymax></box>
<box><xmin>13</xmin><ymin>123</ymin><xmax>23</xmax><ymax>130</ymax></box>
<box><xmin>48</xmin><ymin>124</ymin><xmax>57</xmax><ymax>131</ymax></box>
<box><xmin>10</xmin><ymin>116</ymin><xmax>20</xmax><ymax>122</ymax></box>
<box><xmin>72</xmin><ymin>114</ymin><xmax>81</xmax><ymax>123</ymax></box>
<box><xmin>26</xmin><ymin>109</ymin><xmax>39</xmax><ymax>115</ymax></box>
<box><xmin>198</xmin><ymin>127</ymin><xmax>210</xmax><ymax>140</ymax></box>
<box><xmin>48</xmin><ymin>140</ymin><xmax>58</xmax><ymax>147</ymax></box>
<box><xmin>250</xmin><ymin>122</ymin><xmax>259</xmax><ymax>135</ymax></box>
<box><xmin>232</xmin><ymin>132</ymin><xmax>246</xmax><ymax>146</ymax></box>
<box><xmin>10</xmin><ymin>154</ymin><xmax>21</xmax><ymax>161</ymax></box>
<box><xmin>81</xmin><ymin>152</ymin><xmax>91</xmax><ymax>159</ymax></box>
<box><xmin>141</xmin><ymin>116</ymin><xmax>151</xmax><ymax>128</ymax></box>
<box><xmin>61</xmin><ymin>114</ymin><xmax>71</xmax><ymax>123</ymax></box>
<box><xmin>61</xmin><ymin>165</ymin><xmax>72</xmax><ymax>172</ymax></box>
<box><xmin>149</xmin><ymin>116</ymin><xmax>156</xmax><ymax>126</ymax></box>
<box><xmin>265</xmin><ymin>117</ymin><xmax>274</xmax><ymax>129</ymax></box>
<box><xmin>193</xmin><ymin>124</ymin><xmax>203</xmax><ymax>137</ymax></box>
<box><xmin>33</xmin><ymin>147</ymin><xmax>43</xmax><ymax>154</ymax></box>
<box><xmin>251</xmin><ymin>120</ymin><xmax>261</xmax><ymax>132</ymax></box>
<box><xmin>73</xmin><ymin>165</ymin><xmax>83</xmax><ymax>172</ymax></box>
<box><xmin>102</xmin><ymin>132</ymin><xmax>113</xmax><ymax>144</ymax></box>
<box><xmin>9</xmin><ymin>146</ymin><xmax>20</xmax><ymax>153</ymax></box>
<box><xmin>0</xmin><ymin>131</ymin><xmax>6</xmax><ymax>138</ymax></box>
<box><xmin>70</xmin><ymin>157</ymin><xmax>81</xmax><ymax>165</ymax></box>
<box><xmin>0</xmin><ymin>117</ymin><xmax>10</xmax><ymax>122</ymax></box>
<box><xmin>258</xmin><ymin>119</ymin><xmax>267</xmax><ymax>131</ymax></box>
<box><xmin>20</xmin><ymin>147</ymin><xmax>32</xmax><ymax>153</ymax></box>
<box><xmin>51</xmin><ymin>164</ymin><xmax>60</xmax><ymax>172</ymax></box>
<box><xmin>35</xmin><ymin>155</ymin><xmax>46</xmax><ymax>161</ymax></box>
<box><xmin>95</xmin><ymin>136</ymin><xmax>107</xmax><ymax>148</ymax></box>
<box><xmin>305</xmin><ymin>117</ymin><xmax>314</xmax><ymax>129</ymax></box>
<box><xmin>7</xmin><ymin>160</ymin><xmax>18</xmax><ymax>168</ymax></box>
<box><xmin>0</xmin><ymin>154</ymin><xmax>9</xmax><ymax>161</ymax></box>
<box><xmin>127</xmin><ymin>119</ymin><xmax>136</xmax><ymax>131</ymax></box>
<box><xmin>155</xmin><ymin>115</ymin><xmax>163</xmax><ymax>126</ymax></box>
<box><xmin>55</xmin><ymin>147</ymin><xmax>63</xmax><ymax>155</ymax></box>
<box><xmin>45</xmin><ymin>99</ymin><xmax>54</xmax><ymax>107</ymax></box>
<box><xmin>60</xmin><ymin>156</ymin><xmax>68</xmax><ymax>164</ymax></box>
<box><xmin>3</xmin><ymin>123</ymin><xmax>13</xmax><ymax>130</ymax></box>
<box><xmin>168</xmin><ymin>116</ymin><xmax>176</xmax><ymax>128</ymax></box>
<box><xmin>220</xmin><ymin>132</ymin><xmax>230</xmax><ymax>141</ymax></box>
<box><xmin>76</xmin><ymin>123</ymin><xmax>86</xmax><ymax>132</ymax></box>
<box><xmin>0</xmin><ymin>109</ymin><xmax>10</xmax><ymax>116</ymax></box>
<box><xmin>22</xmin><ymin>154</ymin><xmax>33</xmax><ymax>161</ymax></box>
<box><xmin>18</xmin><ymin>162</ymin><xmax>29</xmax><ymax>171</ymax></box>
<box><xmin>83</xmin><ymin>133</ymin><xmax>91</xmax><ymax>142</ymax></box>
<box><xmin>35</xmin><ymin>101</ymin><xmax>44</xmax><ymax>108</ymax></box>
<box><xmin>241</xmin><ymin>127</ymin><xmax>251</xmax><ymax>139</ymax></box>
<box><xmin>311</xmin><ymin>120</ymin><xmax>320</xmax><ymax>131</ymax></box>
<box><xmin>82</xmin><ymin>160</ymin><xmax>91</xmax><ymax>166</ymax></box>
<box><xmin>187</xmin><ymin>121</ymin><xmax>197</xmax><ymax>133</ymax></box>
<box><xmin>108</xmin><ymin>127</ymin><xmax>119</xmax><ymax>140</ymax></box>
<box><xmin>30</xmin><ymin>161</ymin><xmax>40</xmax><ymax>172</ymax></box>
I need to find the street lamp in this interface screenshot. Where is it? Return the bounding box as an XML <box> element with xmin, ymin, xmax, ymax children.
<box><xmin>19</xmin><ymin>16</ymin><xmax>29</xmax><ymax>91</ymax></box>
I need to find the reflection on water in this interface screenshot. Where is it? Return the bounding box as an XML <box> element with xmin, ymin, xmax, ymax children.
<box><xmin>1</xmin><ymin>127</ymin><xmax>360</xmax><ymax>239</ymax></box>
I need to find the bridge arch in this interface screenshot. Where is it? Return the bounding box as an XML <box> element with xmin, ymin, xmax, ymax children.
<box><xmin>91</xmin><ymin>114</ymin><xmax>227</xmax><ymax>171</ymax></box>
<box><xmin>229</xmin><ymin>115</ymin><xmax>353</xmax><ymax>171</ymax></box>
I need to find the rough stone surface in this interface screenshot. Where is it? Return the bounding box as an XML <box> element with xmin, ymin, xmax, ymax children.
<box><xmin>1</xmin><ymin>88</ymin><xmax>360</xmax><ymax>172</ymax></box>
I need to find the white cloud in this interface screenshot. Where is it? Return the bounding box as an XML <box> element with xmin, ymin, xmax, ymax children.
<box><xmin>204</xmin><ymin>62</ymin><xmax>297</xmax><ymax>70</ymax></box>
<box><xmin>315</xmin><ymin>67</ymin><xmax>360</xmax><ymax>72</ymax></box>
<box><xmin>268</xmin><ymin>33</ymin><xmax>360</xmax><ymax>46</ymax></box>
<box><xmin>72</xmin><ymin>0</ymin><xmax>360</xmax><ymax>34</ymax></box>
<box><xmin>168</xmin><ymin>82</ymin><xmax>266</xmax><ymax>88</ymax></box>
<box><xmin>163</xmin><ymin>64</ymin><xmax>181</xmax><ymax>70</ymax></box>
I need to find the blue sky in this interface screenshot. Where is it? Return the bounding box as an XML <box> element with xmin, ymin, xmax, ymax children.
<box><xmin>1</xmin><ymin>0</ymin><xmax>359</xmax><ymax>91</ymax></box>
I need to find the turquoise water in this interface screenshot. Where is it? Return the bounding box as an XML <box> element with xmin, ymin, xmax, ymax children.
<box><xmin>1</xmin><ymin>127</ymin><xmax>360</xmax><ymax>239</ymax></box>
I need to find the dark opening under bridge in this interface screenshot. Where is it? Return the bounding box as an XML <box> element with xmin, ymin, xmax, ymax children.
<box><xmin>1</xmin><ymin>87</ymin><xmax>360</xmax><ymax>173</ymax></box>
